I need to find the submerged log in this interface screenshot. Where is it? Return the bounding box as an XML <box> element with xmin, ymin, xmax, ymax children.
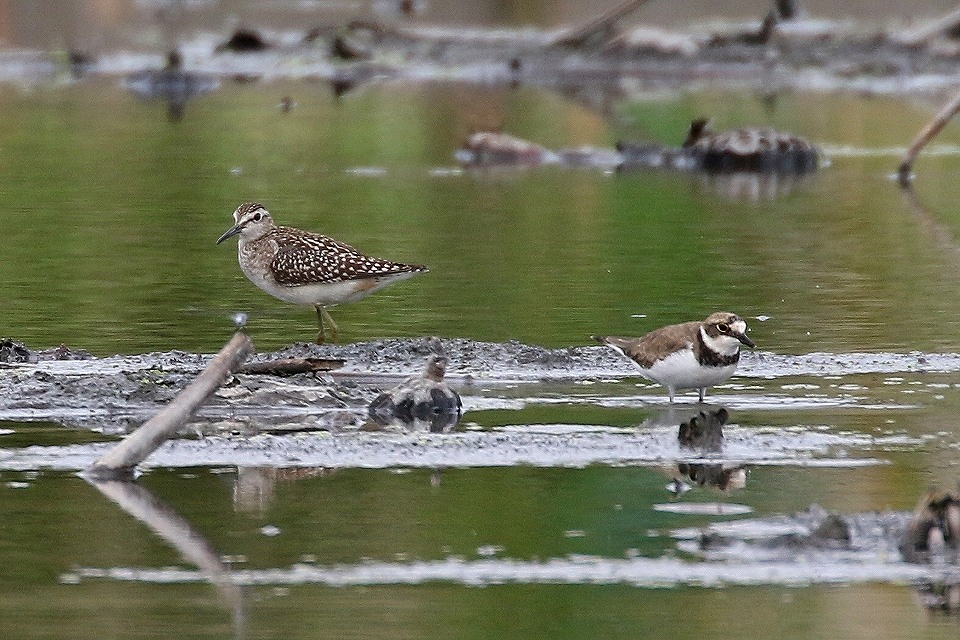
<box><xmin>87</xmin><ymin>331</ymin><xmax>254</xmax><ymax>479</ymax></box>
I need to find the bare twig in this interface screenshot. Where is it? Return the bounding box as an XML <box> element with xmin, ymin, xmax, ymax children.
<box><xmin>551</xmin><ymin>0</ymin><xmax>653</xmax><ymax>48</ymax></box>
<box><xmin>897</xmin><ymin>88</ymin><xmax>960</xmax><ymax>187</ymax></box>
<box><xmin>87</xmin><ymin>331</ymin><xmax>254</xmax><ymax>478</ymax></box>
<box><xmin>897</xmin><ymin>5</ymin><xmax>960</xmax><ymax>45</ymax></box>
<box><xmin>239</xmin><ymin>357</ymin><xmax>344</xmax><ymax>375</ymax></box>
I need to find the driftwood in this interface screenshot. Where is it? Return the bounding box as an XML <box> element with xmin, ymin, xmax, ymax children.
<box><xmin>87</xmin><ymin>331</ymin><xmax>254</xmax><ymax>478</ymax></box>
<box><xmin>239</xmin><ymin>357</ymin><xmax>344</xmax><ymax>375</ymax></box>
<box><xmin>551</xmin><ymin>0</ymin><xmax>653</xmax><ymax>48</ymax></box>
<box><xmin>897</xmin><ymin>5</ymin><xmax>960</xmax><ymax>44</ymax></box>
<box><xmin>897</xmin><ymin>88</ymin><xmax>960</xmax><ymax>187</ymax></box>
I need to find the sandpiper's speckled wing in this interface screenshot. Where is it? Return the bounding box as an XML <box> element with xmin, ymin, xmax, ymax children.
<box><xmin>269</xmin><ymin>227</ymin><xmax>426</xmax><ymax>285</ymax></box>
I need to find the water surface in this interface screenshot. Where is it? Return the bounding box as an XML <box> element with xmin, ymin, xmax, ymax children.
<box><xmin>4</xmin><ymin>67</ymin><xmax>960</xmax><ymax>638</ymax></box>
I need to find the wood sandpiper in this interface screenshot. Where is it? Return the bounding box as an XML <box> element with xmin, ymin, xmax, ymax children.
<box><xmin>217</xmin><ymin>202</ymin><xmax>428</xmax><ymax>343</ymax></box>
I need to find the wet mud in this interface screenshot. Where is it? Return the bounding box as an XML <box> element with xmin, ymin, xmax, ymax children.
<box><xmin>2</xmin><ymin>336</ymin><xmax>959</xmax><ymax>427</ymax></box>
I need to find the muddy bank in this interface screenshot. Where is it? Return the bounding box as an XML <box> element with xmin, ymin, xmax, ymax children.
<box><xmin>0</xmin><ymin>419</ymin><xmax>899</xmax><ymax>472</ymax></box>
<box><xmin>1</xmin><ymin>335</ymin><xmax>958</xmax><ymax>426</ymax></box>
<box><xmin>7</xmin><ymin>7</ymin><xmax>960</xmax><ymax>95</ymax></box>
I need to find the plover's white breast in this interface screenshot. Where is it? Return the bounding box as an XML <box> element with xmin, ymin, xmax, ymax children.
<box><xmin>643</xmin><ymin>347</ymin><xmax>738</xmax><ymax>390</ymax></box>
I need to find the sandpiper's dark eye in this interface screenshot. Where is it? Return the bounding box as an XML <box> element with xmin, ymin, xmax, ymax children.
<box><xmin>252</xmin><ymin>212</ymin><xmax>262</xmax><ymax>222</ymax></box>
<box><xmin>717</xmin><ymin>323</ymin><xmax>730</xmax><ymax>333</ymax></box>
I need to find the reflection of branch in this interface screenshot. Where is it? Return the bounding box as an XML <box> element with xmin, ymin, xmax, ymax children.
<box><xmin>900</xmin><ymin>185</ymin><xmax>960</xmax><ymax>264</ymax></box>
<box><xmin>89</xmin><ymin>331</ymin><xmax>253</xmax><ymax>478</ymax></box>
<box><xmin>898</xmin><ymin>89</ymin><xmax>960</xmax><ymax>186</ymax></box>
<box><xmin>85</xmin><ymin>477</ymin><xmax>246</xmax><ymax>635</ymax></box>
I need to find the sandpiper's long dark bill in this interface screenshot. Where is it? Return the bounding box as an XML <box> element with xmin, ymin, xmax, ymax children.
<box><xmin>217</xmin><ymin>202</ymin><xmax>428</xmax><ymax>343</ymax></box>
<box><xmin>593</xmin><ymin>312</ymin><xmax>754</xmax><ymax>403</ymax></box>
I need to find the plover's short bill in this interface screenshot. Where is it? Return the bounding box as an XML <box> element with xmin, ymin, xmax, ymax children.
<box><xmin>593</xmin><ymin>312</ymin><xmax>754</xmax><ymax>403</ymax></box>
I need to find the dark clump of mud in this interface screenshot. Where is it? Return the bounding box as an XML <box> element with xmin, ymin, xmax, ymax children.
<box><xmin>5</xmin><ymin>335</ymin><xmax>960</xmax><ymax>430</ymax></box>
<box><xmin>0</xmin><ymin>338</ymin><xmax>92</xmax><ymax>364</ymax></box>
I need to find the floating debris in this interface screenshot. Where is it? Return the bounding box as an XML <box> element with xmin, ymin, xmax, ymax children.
<box><xmin>457</xmin><ymin>120</ymin><xmax>819</xmax><ymax>178</ymax></box>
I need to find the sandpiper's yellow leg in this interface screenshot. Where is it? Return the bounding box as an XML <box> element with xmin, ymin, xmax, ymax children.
<box><xmin>315</xmin><ymin>305</ymin><xmax>339</xmax><ymax>344</ymax></box>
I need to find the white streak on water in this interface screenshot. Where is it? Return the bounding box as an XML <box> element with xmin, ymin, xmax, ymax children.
<box><xmin>64</xmin><ymin>554</ymin><xmax>952</xmax><ymax>588</ymax></box>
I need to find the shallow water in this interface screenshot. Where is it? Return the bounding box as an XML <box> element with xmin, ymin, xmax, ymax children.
<box><xmin>6</xmin><ymin>33</ymin><xmax>960</xmax><ymax>640</ymax></box>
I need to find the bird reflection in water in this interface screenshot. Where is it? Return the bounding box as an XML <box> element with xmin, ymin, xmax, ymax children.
<box><xmin>123</xmin><ymin>50</ymin><xmax>220</xmax><ymax>121</ymax></box>
<box><xmin>233</xmin><ymin>467</ymin><xmax>336</xmax><ymax>514</ymax></box>
<box><xmin>666</xmin><ymin>407</ymin><xmax>748</xmax><ymax>494</ymax></box>
<box><xmin>691</xmin><ymin>170</ymin><xmax>816</xmax><ymax>202</ymax></box>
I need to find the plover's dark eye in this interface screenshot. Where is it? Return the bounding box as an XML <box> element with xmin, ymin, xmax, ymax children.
<box><xmin>252</xmin><ymin>212</ymin><xmax>262</xmax><ymax>222</ymax></box>
<box><xmin>717</xmin><ymin>323</ymin><xmax>730</xmax><ymax>333</ymax></box>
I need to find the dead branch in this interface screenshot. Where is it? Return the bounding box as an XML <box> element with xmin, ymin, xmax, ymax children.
<box><xmin>897</xmin><ymin>88</ymin><xmax>960</xmax><ymax>187</ymax></box>
<box><xmin>897</xmin><ymin>5</ymin><xmax>960</xmax><ymax>45</ymax></box>
<box><xmin>239</xmin><ymin>357</ymin><xmax>344</xmax><ymax>375</ymax></box>
<box><xmin>551</xmin><ymin>0</ymin><xmax>653</xmax><ymax>48</ymax></box>
<box><xmin>87</xmin><ymin>331</ymin><xmax>254</xmax><ymax>478</ymax></box>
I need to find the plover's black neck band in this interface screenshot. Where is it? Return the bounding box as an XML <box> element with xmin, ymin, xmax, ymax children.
<box><xmin>695</xmin><ymin>329</ymin><xmax>740</xmax><ymax>368</ymax></box>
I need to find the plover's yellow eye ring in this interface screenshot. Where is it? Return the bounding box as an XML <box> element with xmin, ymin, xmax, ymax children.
<box><xmin>717</xmin><ymin>323</ymin><xmax>730</xmax><ymax>333</ymax></box>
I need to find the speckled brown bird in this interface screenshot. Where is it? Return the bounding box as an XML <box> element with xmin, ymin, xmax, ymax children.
<box><xmin>593</xmin><ymin>312</ymin><xmax>755</xmax><ymax>403</ymax></box>
<box><xmin>217</xmin><ymin>202</ymin><xmax>427</xmax><ymax>342</ymax></box>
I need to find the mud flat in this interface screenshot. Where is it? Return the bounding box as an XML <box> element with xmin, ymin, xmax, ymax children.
<box><xmin>0</xmin><ymin>335</ymin><xmax>955</xmax><ymax>427</ymax></box>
